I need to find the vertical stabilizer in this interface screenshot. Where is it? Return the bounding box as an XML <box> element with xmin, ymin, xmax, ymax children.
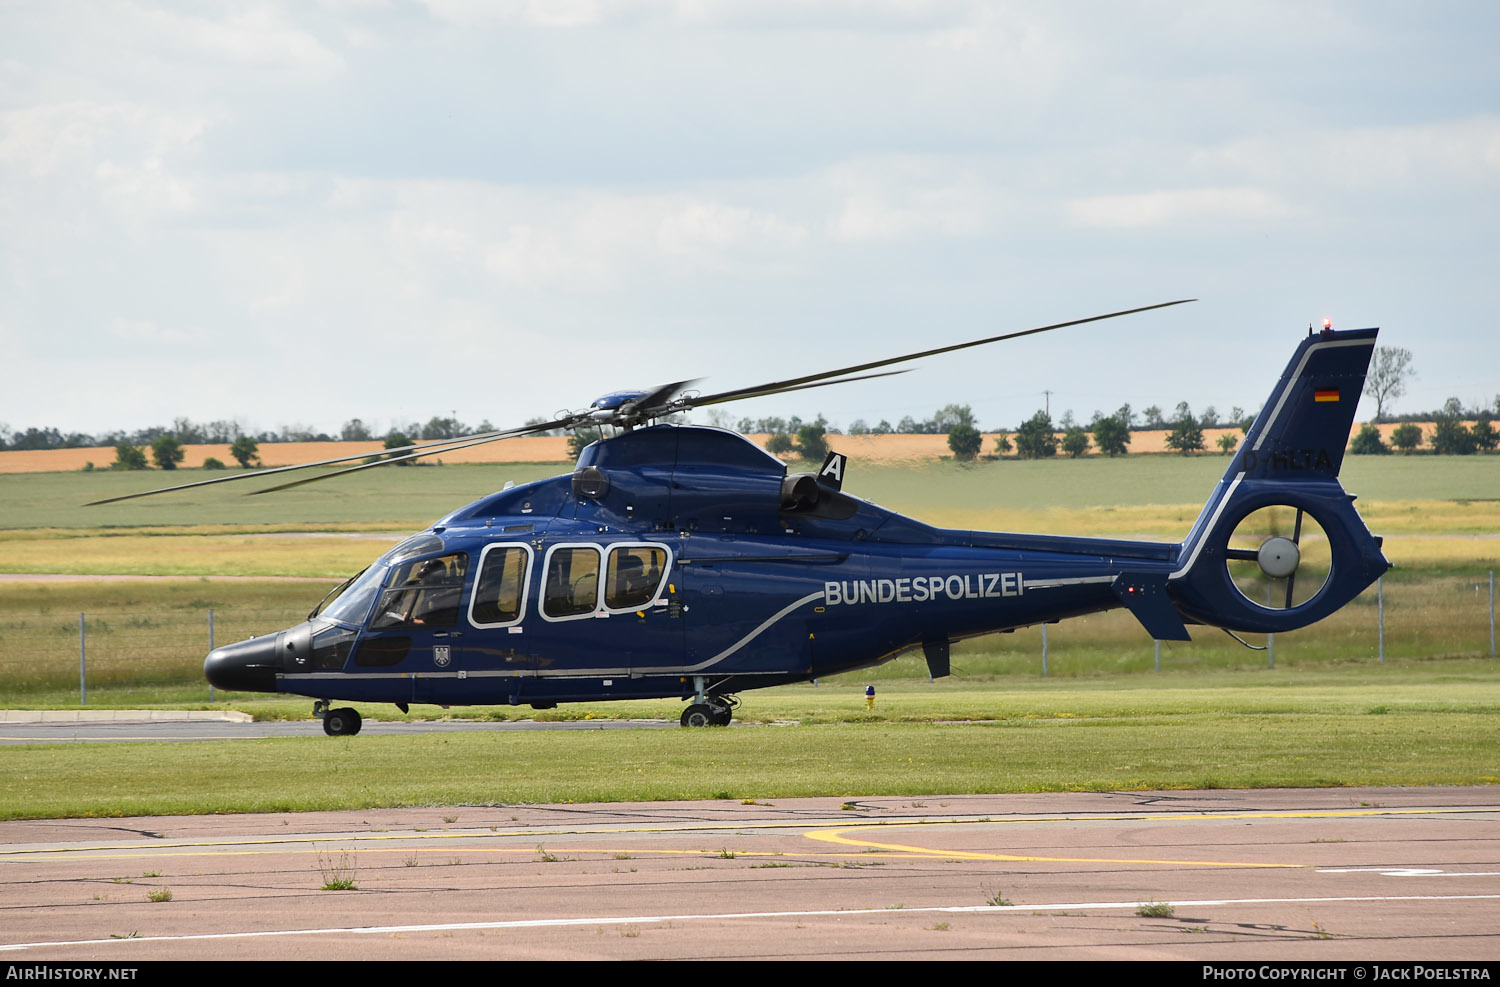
<box><xmin>1169</xmin><ymin>327</ymin><xmax>1390</xmax><ymax>634</ymax></box>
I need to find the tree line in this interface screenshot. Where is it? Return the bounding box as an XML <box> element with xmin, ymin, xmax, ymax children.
<box><xmin>9</xmin><ymin>347</ymin><xmax>1496</xmax><ymax>467</ymax></box>
<box><xmin>0</xmin><ymin>415</ymin><xmax>496</xmax><ymax>453</ymax></box>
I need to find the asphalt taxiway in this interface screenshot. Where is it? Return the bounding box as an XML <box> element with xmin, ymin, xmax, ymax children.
<box><xmin>2</xmin><ymin>787</ymin><xmax>1497</xmax><ymax>961</ymax></box>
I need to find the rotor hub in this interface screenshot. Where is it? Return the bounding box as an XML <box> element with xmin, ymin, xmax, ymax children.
<box><xmin>1256</xmin><ymin>535</ymin><xmax>1300</xmax><ymax>579</ymax></box>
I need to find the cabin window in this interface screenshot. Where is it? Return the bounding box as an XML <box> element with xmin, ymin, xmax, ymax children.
<box><xmin>370</xmin><ymin>553</ymin><xmax>469</xmax><ymax>630</ymax></box>
<box><xmin>470</xmin><ymin>544</ymin><xmax>531</xmax><ymax>627</ymax></box>
<box><xmin>310</xmin><ymin>624</ymin><xmax>356</xmax><ymax>670</ymax></box>
<box><xmin>542</xmin><ymin>546</ymin><xmax>602</xmax><ymax>619</ymax></box>
<box><xmin>604</xmin><ymin>544</ymin><xmax>669</xmax><ymax>611</ymax></box>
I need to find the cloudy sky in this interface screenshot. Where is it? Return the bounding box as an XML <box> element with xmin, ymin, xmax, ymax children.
<box><xmin>3</xmin><ymin>0</ymin><xmax>1497</xmax><ymax>441</ymax></box>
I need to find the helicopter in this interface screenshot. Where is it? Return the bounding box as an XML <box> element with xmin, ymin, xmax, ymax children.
<box><xmin>92</xmin><ymin>301</ymin><xmax>1390</xmax><ymax>733</ymax></box>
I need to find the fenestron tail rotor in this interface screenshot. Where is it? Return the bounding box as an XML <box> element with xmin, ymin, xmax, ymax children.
<box><xmin>87</xmin><ymin>298</ymin><xmax>1192</xmax><ymax>505</ymax></box>
<box><xmin>1224</xmin><ymin>505</ymin><xmax>1330</xmax><ymax>610</ymax></box>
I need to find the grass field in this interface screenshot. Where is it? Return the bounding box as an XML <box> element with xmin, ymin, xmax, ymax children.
<box><xmin>0</xmin><ymin>455</ymin><xmax>1495</xmax><ymax>820</ymax></box>
<box><xmin>1</xmin><ymin>454</ymin><xmax>1496</xmax><ymax>701</ymax></box>
<box><xmin>3</xmin><ymin>662</ymin><xmax>1497</xmax><ymax>819</ymax></box>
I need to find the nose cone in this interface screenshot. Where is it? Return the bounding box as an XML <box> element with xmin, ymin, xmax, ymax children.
<box><xmin>204</xmin><ymin>634</ymin><xmax>282</xmax><ymax>693</ymax></box>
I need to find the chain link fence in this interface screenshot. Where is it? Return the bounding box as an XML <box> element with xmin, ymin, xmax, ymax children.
<box><xmin>1</xmin><ymin>573</ymin><xmax>1495</xmax><ymax>701</ymax></box>
<box><xmin>0</xmin><ymin>607</ymin><xmax>306</xmax><ymax>701</ymax></box>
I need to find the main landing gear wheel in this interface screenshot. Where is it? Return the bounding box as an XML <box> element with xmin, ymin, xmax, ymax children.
<box><xmin>323</xmin><ymin>707</ymin><xmax>363</xmax><ymax>736</ymax></box>
<box><xmin>680</xmin><ymin>698</ymin><xmax>733</xmax><ymax>727</ymax></box>
<box><xmin>680</xmin><ymin>704</ymin><xmax>715</xmax><ymax>728</ymax></box>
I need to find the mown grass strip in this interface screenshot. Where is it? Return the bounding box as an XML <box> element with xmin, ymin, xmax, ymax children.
<box><xmin>2</xmin><ymin>710</ymin><xmax>1495</xmax><ymax>819</ymax></box>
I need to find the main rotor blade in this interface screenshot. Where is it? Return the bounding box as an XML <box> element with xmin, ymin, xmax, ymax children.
<box><xmin>677</xmin><ymin>299</ymin><xmax>1194</xmax><ymax>411</ymax></box>
<box><xmin>84</xmin><ymin>417</ymin><xmax>578</xmax><ymax>506</ymax></box>
<box><xmin>683</xmin><ymin>369</ymin><xmax>911</xmax><ymax>410</ymax></box>
<box><xmin>246</xmin><ymin>424</ymin><xmax>576</xmax><ymax>495</ymax></box>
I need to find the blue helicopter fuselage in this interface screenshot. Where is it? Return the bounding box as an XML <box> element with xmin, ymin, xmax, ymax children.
<box><xmin>205</xmin><ymin>327</ymin><xmax>1390</xmax><ymax>722</ymax></box>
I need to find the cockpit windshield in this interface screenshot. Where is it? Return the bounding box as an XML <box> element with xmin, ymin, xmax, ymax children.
<box><xmin>311</xmin><ymin>532</ymin><xmax>449</xmax><ymax>628</ymax></box>
<box><xmin>315</xmin><ymin>564</ymin><xmax>387</xmax><ymax>627</ymax></box>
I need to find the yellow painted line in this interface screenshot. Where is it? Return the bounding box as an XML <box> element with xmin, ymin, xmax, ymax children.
<box><xmin>3</xmin><ymin>805</ymin><xmax>1492</xmax><ymax>864</ymax></box>
<box><xmin>804</xmin><ymin>826</ymin><xmax>1294</xmax><ymax>867</ymax></box>
<box><xmin>799</xmin><ymin>806</ymin><xmax>1500</xmax><ymax>868</ymax></box>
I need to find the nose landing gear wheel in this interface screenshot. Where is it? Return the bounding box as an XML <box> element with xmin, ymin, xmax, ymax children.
<box><xmin>323</xmin><ymin>707</ymin><xmax>363</xmax><ymax>736</ymax></box>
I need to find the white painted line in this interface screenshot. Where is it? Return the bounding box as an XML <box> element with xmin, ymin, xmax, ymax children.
<box><xmin>5</xmin><ymin>893</ymin><xmax>1500</xmax><ymax>951</ymax></box>
<box><xmin>1318</xmin><ymin>867</ymin><xmax>1500</xmax><ymax>877</ymax></box>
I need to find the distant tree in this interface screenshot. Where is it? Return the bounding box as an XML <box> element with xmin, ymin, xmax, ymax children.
<box><xmin>1142</xmin><ymin>405</ymin><xmax>1166</xmax><ymax>429</ymax></box>
<box><xmin>202</xmin><ymin>456</ymin><xmax>226</xmax><ymax>469</ymax></box>
<box><xmin>230</xmin><ymin>436</ymin><xmax>261</xmax><ymax>468</ymax></box>
<box><xmin>847</xmin><ymin>419</ymin><xmax>870</xmax><ymax>436</ymax></box>
<box><xmin>795</xmin><ymin>423</ymin><xmax>830</xmax><ymax>462</ymax></box>
<box><xmin>871</xmin><ymin>420</ymin><xmax>893</xmax><ymax>435</ymax></box>
<box><xmin>9</xmin><ymin>426</ymin><xmax>66</xmax><ymax>450</ymax></box>
<box><xmin>947</xmin><ymin>423</ymin><xmax>982</xmax><ymax>461</ymax></box>
<box><xmin>383</xmin><ymin>431</ymin><xmax>414</xmax><ymax>465</ymax></box>
<box><xmin>1430</xmin><ymin>415</ymin><xmax>1477</xmax><ymax>455</ymax></box>
<box><xmin>1472</xmin><ymin>413</ymin><xmax>1497</xmax><ymax>452</ymax></box>
<box><xmin>277</xmin><ymin>423</ymin><xmax>323</xmax><ymax>442</ymax></box>
<box><xmin>1165</xmin><ymin>406</ymin><xmax>1204</xmax><ymax>455</ymax></box>
<box><xmin>765</xmin><ymin>433</ymin><xmax>794</xmax><ymax>455</ymax></box>
<box><xmin>992</xmin><ymin>432</ymin><xmax>1012</xmax><ymax>457</ymax></box>
<box><xmin>896</xmin><ymin>415</ymin><xmax>922</xmax><ymax>434</ymax></box>
<box><xmin>1059</xmin><ymin>409</ymin><xmax>1077</xmax><ymax>429</ymax></box>
<box><xmin>1091</xmin><ymin>415</ymin><xmax>1130</xmax><ymax>457</ymax></box>
<box><xmin>171</xmin><ymin>417</ymin><xmax>206</xmax><ymax>444</ymax></box>
<box><xmin>151</xmin><ymin>435</ymin><xmax>184</xmax><ymax>470</ymax></box>
<box><xmin>420</xmin><ymin>416</ymin><xmax>465</xmax><ymax>440</ymax></box>
<box><xmin>567</xmin><ymin>427</ymin><xmax>600</xmax><ymax>460</ymax></box>
<box><xmin>111</xmin><ymin>442</ymin><xmax>148</xmax><ymax>470</ymax></box>
<box><xmin>1060</xmin><ymin>426</ymin><xmax>1090</xmax><ymax>458</ymax></box>
<box><xmin>1229</xmin><ymin>407</ymin><xmax>1247</xmax><ymax>429</ymax></box>
<box><xmin>1115</xmin><ymin>403</ymin><xmax>1136</xmax><ymax>429</ymax></box>
<box><xmin>1349</xmin><ymin>424</ymin><xmax>1390</xmax><ymax>455</ymax></box>
<box><xmin>1216</xmin><ymin>432</ymin><xmax>1240</xmax><ymax>455</ymax></box>
<box><xmin>202</xmin><ymin>419</ymin><xmax>243</xmax><ymax>443</ymax></box>
<box><xmin>1364</xmin><ymin>346</ymin><xmax>1416</xmax><ymax>421</ymax></box>
<box><xmin>341</xmin><ymin>418</ymin><xmax>373</xmax><ymax>441</ymax></box>
<box><xmin>931</xmin><ymin>404</ymin><xmax>976</xmax><ymax>432</ymax></box>
<box><xmin>1390</xmin><ymin>422</ymin><xmax>1422</xmax><ymax>453</ymax></box>
<box><xmin>1199</xmin><ymin>405</ymin><xmax>1220</xmax><ymax>428</ymax></box>
<box><xmin>1014</xmin><ymin>411</ymin><xmax>1057</xmax><ymax>459</ymax></box>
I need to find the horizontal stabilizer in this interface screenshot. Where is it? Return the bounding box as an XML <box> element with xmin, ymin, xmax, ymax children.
<box><xmin>1113</xmin><ymin>573</ymin><xmax>1191</xmax><ymax>641</ymax></box>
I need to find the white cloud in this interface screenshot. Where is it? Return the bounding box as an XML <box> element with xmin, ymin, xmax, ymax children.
<box><xmin>825</xmin><ymin>158</ymin><xmax>999</xmax><ymax>241</ymax></box>
<box><xmin>1066</xmin><ymin>187</ymin><xmax>1297</xmax><ymax>230</ymax></box>
<box><xmin>128</xmin><ymin>3</ymin><xmax>345</xmax><ymax>76</ymax></box>
<box><xmin>1192</xmin><ymin>116</ymin><xmax>1500</xmax><ymax>189</ymax></box>
<box><xmin>110</xmin><ymin>316</ymin><xmax>193</xmax><ymax>345</ymax></box>
<box><xmin>0</xmin><ymin>101</ymin><xmax>206</xmax><ymax>179</ymax></box>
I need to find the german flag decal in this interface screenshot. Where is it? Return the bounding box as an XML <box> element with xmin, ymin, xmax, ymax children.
<box><xmin>1314</xmin><ymin>389</ymin><xmax>1340</xmax><ymax>403</ymax></box>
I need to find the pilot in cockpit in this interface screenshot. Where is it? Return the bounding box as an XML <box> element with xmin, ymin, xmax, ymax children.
<box><xmin>410</xmin><ymin>559</ymin><xmax>461</xmax><ymax>626</ymax></box>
